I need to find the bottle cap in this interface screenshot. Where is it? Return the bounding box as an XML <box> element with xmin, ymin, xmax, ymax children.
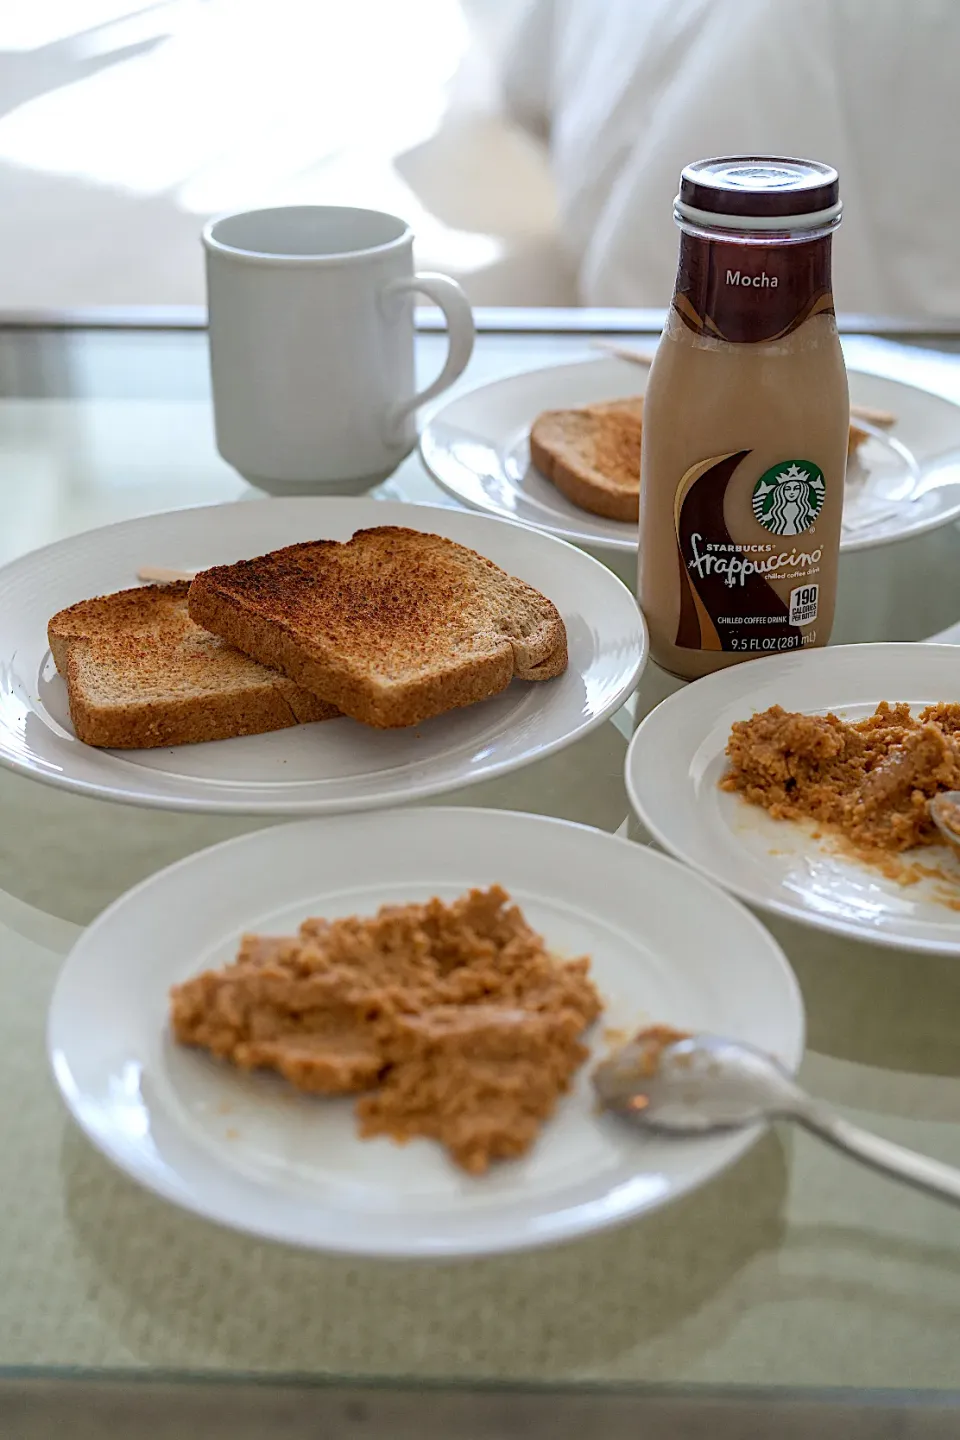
<box><xmin>676</xmin><ymin>156</ymin><xmax>841</xmax><ymax>232</ymax></box>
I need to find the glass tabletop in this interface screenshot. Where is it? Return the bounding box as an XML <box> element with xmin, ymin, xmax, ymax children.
<box><xmin>1</xmin><ymin>312</ymin><xmax>958</xmax><ymax>1435</ymax></box>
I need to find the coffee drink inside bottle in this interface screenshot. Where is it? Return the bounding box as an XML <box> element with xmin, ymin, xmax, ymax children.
<box><xmin>638</xmin><ymin>156</ymin><xmax>849</xmax><ymax>679</ymax></box>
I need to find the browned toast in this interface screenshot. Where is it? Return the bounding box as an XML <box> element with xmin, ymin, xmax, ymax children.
<box><xmin>188</xmin><ymin>526</ymin><xmax>568</xmax><ymax>730</ymax></box>
<box><xmin>530</xmin><ymin>396</ymin><xmax>643</xmax><ymax>521</ymax></box>
<box><xmin>48</xmin><ymin>582</ymin><xmax>337</xmax><ymax>749</ymax></box>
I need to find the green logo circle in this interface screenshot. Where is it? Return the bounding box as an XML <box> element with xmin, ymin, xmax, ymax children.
<box><xmin>751</xmin><ymin>460</ymin><xmax>825</xmax><ymax>536</ymax></box>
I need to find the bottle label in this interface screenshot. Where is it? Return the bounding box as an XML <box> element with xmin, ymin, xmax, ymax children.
<box><xmin>674</xmin><ymin>451</ymin><xmax>826</xmax><ymax>653</ymax></box>
<box><xmin>674</xmin><ymin>234</ymin><xmax>834</xmax><ymax>343</ymax></box>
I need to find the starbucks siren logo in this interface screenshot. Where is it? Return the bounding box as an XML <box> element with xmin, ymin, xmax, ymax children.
<box><xmin>751</xmin><ymin>460</ymin><xmax>825</xmax><ymax>536</ymax></box>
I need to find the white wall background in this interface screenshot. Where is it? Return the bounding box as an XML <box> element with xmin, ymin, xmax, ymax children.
<box><xmin>0</xmin><ymin>0</ymin><xmax>574</xmax><ymax>309</ymax></box>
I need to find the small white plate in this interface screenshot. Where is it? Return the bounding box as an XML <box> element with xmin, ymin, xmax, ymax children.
<box><xmin>421</xmin><ymin>357</ymin><xmax>960</xmax><ymax>554</ymax></box>
<box><xmin>626</xmin><ymin>644</ymin><xmax>960</xmax><ymax>954</ymax></box>
<box><xmin>0</xmin><ymin>498</ymin><xmax>646</xmax><ymax>814</ymax></box>
<box><xmin>48</xmin><ymin>807</ymin><xmax>803</xmax><ymax>1257</ymax></box>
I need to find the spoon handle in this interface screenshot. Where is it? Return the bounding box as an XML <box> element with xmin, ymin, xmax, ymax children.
<box><xmin>796</xmin><ymin>1107</ymin><xmax>960</xmax><ymax>1206</ymax></box>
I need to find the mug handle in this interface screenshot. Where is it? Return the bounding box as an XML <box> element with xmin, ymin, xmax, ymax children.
<box><xmin>380</xmin><ymin>273</ymin><xmax>475</xmax><ymax>442</ymax></box>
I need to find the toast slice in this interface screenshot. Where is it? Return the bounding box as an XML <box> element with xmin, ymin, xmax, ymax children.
<box><xmin>188</xmin><ymin>526</ymin><xmax>567</xmax><ymax>730</ymax></box>
<box><xmin>532</xmin><ymin>393</ymin><xmax>896</xmax><ymax>519</ymax></box>
<box><xmin>48</xmin><ymin>582</ymin><xmax>338</xmax><ymax>749</ymax></box>
<box><xmin>530</xmin><ymin>396</ymin><xmax>643</xmax><ymax>522</ymax></box>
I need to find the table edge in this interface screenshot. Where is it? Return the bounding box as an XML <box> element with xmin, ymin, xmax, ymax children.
<box><xmin>1</xmin><ymin>305</ymin><xmax>959</xmax><ymax>338</ymax></box>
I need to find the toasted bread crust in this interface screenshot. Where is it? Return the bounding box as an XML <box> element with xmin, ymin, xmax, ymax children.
<box><xmin>188</xmin><ymin>527</ymin><xmax>568</xmax><ymax>729</ymax></box>
<box><xmin>530</xmin><ymin>399</ymin><xmax>642</xmax><ymax>522</ymax></box>
<box><xmin>48</xmin><ymin>583</ymin><xmax>337</xmax><ymax>749</ymax></box>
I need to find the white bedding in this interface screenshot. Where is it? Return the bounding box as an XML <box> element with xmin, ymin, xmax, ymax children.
<box><xmin>501</xmin><ymin>0</ymin><xmax>960</xmax><ymax>316</ymax></box>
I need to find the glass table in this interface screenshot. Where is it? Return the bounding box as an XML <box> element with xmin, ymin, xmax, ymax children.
<box><xmin>1</xmin><ymin>310</ymin><xmax>958</xmax><ymax>1438</ymax></box>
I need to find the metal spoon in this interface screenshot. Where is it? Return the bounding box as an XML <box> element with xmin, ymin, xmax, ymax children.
<box><xmin>593</xmin><ymin>1033</ymin><xmax>960</xmax><ymax>1207</ymax></box>
<box><xmin>930</xmin><ymin>791</ymin><xmax>960</xmax><ymax>849</ymax></box>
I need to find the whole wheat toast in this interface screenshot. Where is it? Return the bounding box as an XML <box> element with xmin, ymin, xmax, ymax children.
<box><xmin>188</xmin><ymin>527</ymin><xmax>568</xmax><ymax>730</ymax></box>
<box><xmin>48</xmin><ymin>582</ymin><xmax>337</xmax><ymax>749</ymax></box>
<box><xmin>532</xmin><ymin>394</ymin><xmax>892</xmax><ymax>522</ymax></box>
<box><xmin>530</xmin><ymin>396</ymin><xmax>643</xmax><ymax>522</ymax></box>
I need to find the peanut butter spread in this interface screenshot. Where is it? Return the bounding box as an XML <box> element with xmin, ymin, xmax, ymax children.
<box><xmin>722</xmin><ymin>702</ymin><xmax>960</xmax><ymax>854</ymax></box>
<box><xmin>626</xmin><ymin>1025</ymin><xmax>692</xmax><ymax>1079</ymax></box>
<box><xmin>170</xmin><ymin>886</ymin><xmax>601</xmax><ymax>1174</ymax></box>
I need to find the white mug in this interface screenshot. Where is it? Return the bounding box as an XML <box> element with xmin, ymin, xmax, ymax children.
<box><xmin>202</xmin><ymin>206</ymin><xmax>475</xmax><ymax>495</ymax></box>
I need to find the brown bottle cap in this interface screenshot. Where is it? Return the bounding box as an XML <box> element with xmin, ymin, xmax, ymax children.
<box><xmin>676</xmin><ymin>156</ymin><xmax>841</xmax><ymax>232</ymax></box>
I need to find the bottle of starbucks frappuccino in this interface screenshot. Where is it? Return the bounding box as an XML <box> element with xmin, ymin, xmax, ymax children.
<box><xmin>638</xmin><ymin>156</ymin><xmax>849</xmax><ymax>679</ymax></box>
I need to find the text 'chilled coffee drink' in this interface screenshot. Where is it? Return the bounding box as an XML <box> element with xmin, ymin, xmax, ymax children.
<box><xmin>639</xmin><ymin>157</ymin><xmax>849</xmax><ymax>679</ymax></box>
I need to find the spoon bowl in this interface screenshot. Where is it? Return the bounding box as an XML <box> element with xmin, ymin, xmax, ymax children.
<box><xmin>593</xmin><ymin>1031</ymin><xmax>960</xmax><ymax>1207</ymax></box>
<box><xmin>593</xmin><ymin>1033</ymin><xmax>804</xmax><ymax>1134</ymax></box>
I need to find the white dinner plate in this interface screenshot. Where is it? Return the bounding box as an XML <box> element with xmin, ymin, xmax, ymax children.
<box><xmin>0</xmin><ymin>498</ymin><xmax>646</xmax><ymax>814</ymax></box>
<box><xmin>421</xmin><ymin>356</ymin><xmax>960</xmax><ymax>554</ymax></box>
<box><xmin>626</xmin><ymin>643</ymin><xmax>960</xmax><ymax>954</ymax></box>
<box><xmin>48</xmin><ymin>807</ymin><xmax>804</xmax><ymax>1257</ymax></box>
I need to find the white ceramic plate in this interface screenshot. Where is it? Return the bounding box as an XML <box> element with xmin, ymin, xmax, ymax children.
<box><xmin>48</xmin><ymin>807</ymin><xmax>803</xmax><ymax>1257</ymax></box>
<box><xmin>626</xmin><ymin>643</ymin><xmax>960</xmax><ymax>954</ymax></box>
<box><xmin>421</xmin><ymin>357</ymin><xmax>960</xmax><ymax>554</ymax></box>
<box><xmin>0</xmin><ymin>499</ymin><xmax>646</xmax><ymax>814</ymax></box>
